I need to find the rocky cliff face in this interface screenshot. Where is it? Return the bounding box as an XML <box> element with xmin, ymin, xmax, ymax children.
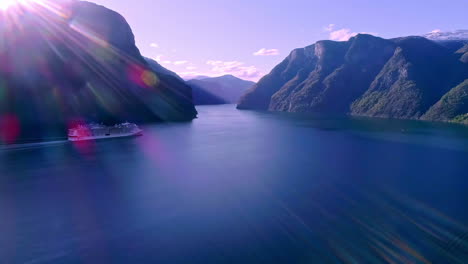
<box><xmin>422</xmin><ymin>80</ymin><xmax>468</xmax><ymax>122</ymax></box>
<box><xmin>0</xmin><ymin>0</ymin><xmax>196</xmax><ymax>143</ymax></box>
<box><xmin>271</xmin><ymin>35</ymin><xmax>396</xmax><ymax>113</ymax></box>
<box><xmin>238</xmin><ymin>34</ymin><xmax>468</xmax><ymax>123</ymax></box>
<box><xmin>457</xmin><ymin>44</ymin><xmax>468</xmax><ymax>63</ymax></box>
<box><xmin>351</xmin><ymin>36</ymin><xmax>467</xmax><ymax>119</ymax></box>
<box><xmin>239</xmin><ymin>46</ymin><xmax>319</xmax><ymax>110</ymax></box>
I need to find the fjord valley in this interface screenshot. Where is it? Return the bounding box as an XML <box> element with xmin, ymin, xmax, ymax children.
<box><xmin>1</xmin><ymin>0</ymin><xmax>468</xmax><ymax>263</ymax></box>
<box><xmin>238</xmin><ymin>32</ymin><xmax>468</xmax><ymax>124</ymax></box>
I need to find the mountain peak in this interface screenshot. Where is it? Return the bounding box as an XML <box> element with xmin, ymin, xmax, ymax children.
<box><xmin>352</xmin><ymin>33</ymin><xmax>381</xmax><ymax>40</ymax></box>
<box><xmin>220</xmin><ymin>74</ymin><xmax>238</xmax><ymax>79</ymax></box>
<box><xmin>215</xmin><ymin>74</ymin><xmax>247</xmax><ymax>81</ymax></box>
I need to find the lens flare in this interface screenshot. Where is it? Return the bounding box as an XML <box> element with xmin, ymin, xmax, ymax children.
<box><xmin>0</xmin><ymin>0</ymin><xmax>20</xmax><ymax>10</ymax></box>
<box><xmin>0</xmin><ymin>0</ymin><xmax>40</xmax><ymax>10</ymax></box>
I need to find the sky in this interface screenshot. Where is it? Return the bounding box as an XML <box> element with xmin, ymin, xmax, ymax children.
<box><xmin>90</xmin><ymin>0</ymin><xmax>467</xmax><ymax>81</ymax></box>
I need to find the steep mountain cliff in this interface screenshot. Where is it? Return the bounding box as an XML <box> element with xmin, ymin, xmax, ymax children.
<box><xmin>239</xmin><ymin>46</ymin><xmax>318</xmax><ymax>110</ymax></box>
<box><xmin>457</xmin><ymin>44</ymin><xmax>468</xmax><ymax>63</ymax></box>
<box><xmin>0</xmin><ymin>0</ymin><xmax>196</xmax><ymax>143</ymax></box>
<box><xmin>422</xmin><ymin>80</ymin><xmax>468</xmax><ymax>122</ymax></box>
<box><xmin>187</xmin><ymin>75</ymin><xmax>255</xmax><ymax>105</ymax></box>
<box><xmin>351</xmin><ymin>36</ymin><xmax>467</xmax><ymax>119</ymax></box>
<box><xmin>238</xmin><ymin>33</ymin><xmax>468</xmax><ymax>124</ymax></box>
<box><xmin>272</xmin><ymin>35</ymin><xmax>396</xmax><ymax>113</ymax></box>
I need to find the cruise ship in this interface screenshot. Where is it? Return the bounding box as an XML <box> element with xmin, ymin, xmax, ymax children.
<box><xmin>68</xmin><ymin>122</ymin><xmax>143</xmax><ymax>142</ymax></box>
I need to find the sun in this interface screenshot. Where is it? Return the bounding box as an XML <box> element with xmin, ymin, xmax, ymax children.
<box><xmin>0</xmin><ymin>0</ymin><xmax>18</xmax><ymax>10</ymax></box>
<box><xmin>0</xmin><ymin>0</ymin><xmax>30</xmax><ymax>10</ymax></box>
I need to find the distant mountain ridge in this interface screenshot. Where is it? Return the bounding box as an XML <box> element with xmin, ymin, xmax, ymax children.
<box><xmin>188</xmin><ymin>75</ymin><xmax>255</xmax><ymax>105</ymax></box>
<box><xmin>184</xmin><ymin>75</ymin><xmax>211</xmax><ymax>81</ymax></box>
<box><xmin>238</xmin><ymin>33</ymin><xmax>468</xmax><ymax>124</ymax></box>
<box><xmin>143</xmin><ymin>60</ymin><xmax>227</xmax><ymax>105</ymax></box>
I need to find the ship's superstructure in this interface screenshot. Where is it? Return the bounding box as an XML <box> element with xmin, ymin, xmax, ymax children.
<box><xmin>68</xmin><ymin>122</ymin><xmax>142</xmax><ymax>141</ymax></box>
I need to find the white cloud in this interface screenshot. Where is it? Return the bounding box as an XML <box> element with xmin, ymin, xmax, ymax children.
<box><xmin>150</xmin><ymin>43</ymin><xmax>159</xmax><ymax>48</ymax></box>
<box><xmin>430</xmin><ymin>29</ymin><xmax>442</xmax><ymax>34</ymax></box>
<box><xmin>328</xmin><ymin>28</ymin><xmax>378</xmax><ymax>41</ymax></box>
<box><xmin>173</xmin><ymin>60</ymin><xmax>265</xmax><ymax>82</ymax></box>
<box><xmin>173</xmin><ymin>60</ymin><xmax>188</xmax><ymax>65</ymax></box>
<box><xmin>206</xmin><ymin>60</ymin><xmax>262</xmax><ymax>81</ymax></box>
<box><xmin>325</xmin><ymin>24</ymin><xmax>376</xmax><ymax>41</ymax></box>
<box><xmin>154</xmin><ymin>55</ymin><xmax>163</xmax><ymax>62</ymax></box>
<box><xmin>152</xmin><ymin>55</ymin><xmax>187</xmax><ymax>66</ymax></box>
<box><xmin>177</xmin><ymin>71</ymin><xmax>215</xmax><ymax>80</ymax></box>
<box><xmin>253</xmin><ymin>48</ymin><xmax>280</xmax><ymax>56</ymax></box>
<box><xmin>329</xmin><ymin>28</ymin><xmax>359</xmax><ymax>41</ymax></box>
<box><xmin>324</xmin><ymin>24</ymin><xmax>335</xmax><ymax>32</ymax></box>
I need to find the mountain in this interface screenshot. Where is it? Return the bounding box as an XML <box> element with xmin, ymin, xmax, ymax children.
<box><xmin>238</xmin><ymin>34</ymin><xmax>468</xmax><ymax>124</ymax></box>
<box><xmin>422</xmin><ymin>80</ymin><xmax>468</xmax><ymax>123</ymax></box>
<box><xmin>424</xmin><ymin>30</ymin><xmax>468</xmax><ymax>54</ymax></box>
<box><xmin>187</xmin><ymin>75</ymin><xmax>255</xmax><ymax>105</ymax></box>
<box><xmin>184</xmin><ymin>75</ymin><xmax>211</xmax><ymax>81</ymax></box>
<box><xmin>143</xmin><ymin>60</ymin><xmax>227</xmax><ymax>105</ymax></box>
<box><xmin>0</xmin><ymin>0</ymin><xmax>197</xmax><ymax>143</ymax></box>
<box><xmin>351</xmin><ymin>36</ymin><xmax>466</xmax><ymax>119</ymax></box>
<box><xmin>457</xmin><ymin>44</ymin><xmax>468</xmax><ymax>63</ymax></box>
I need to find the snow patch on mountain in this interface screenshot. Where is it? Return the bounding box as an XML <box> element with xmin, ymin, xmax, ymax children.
<box><xmin>424</xmin><ymin>30</ymin><xmax>468</xmax><ymax>41</ymax></box>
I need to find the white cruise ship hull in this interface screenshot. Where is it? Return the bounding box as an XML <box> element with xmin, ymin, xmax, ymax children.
<box><xmin>68</xmin><ymin>129</ymin><xmax>143</xmax><ymax>142</ymax></box>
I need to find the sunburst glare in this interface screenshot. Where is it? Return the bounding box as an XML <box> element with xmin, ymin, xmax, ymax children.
<box><xmin>0</xmin><ymin>0</ymin><xmax>41</xmax><ymax>10</ymax></box>
<box><xmin>0</xmin><ymin>0</ymin><xmax>20</xmax><ymax>10</ymax></box>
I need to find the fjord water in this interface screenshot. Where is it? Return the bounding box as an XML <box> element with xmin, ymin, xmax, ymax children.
<box><xmin>1</xmin><ymin>105</ymin><xmax>468</xmax><ymax>263</ymax></box>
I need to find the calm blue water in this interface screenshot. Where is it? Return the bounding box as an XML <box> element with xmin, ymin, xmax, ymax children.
<box><xmin>1</xmin><ymin>105</ymin><xmax>468</xmax><ymax>263</ymax></box>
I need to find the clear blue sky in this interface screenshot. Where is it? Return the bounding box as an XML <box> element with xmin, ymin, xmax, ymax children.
<box><xmin>91</xmin><ymin>0</ymin><xmax>467</xmax><ymax>81</ymax></box>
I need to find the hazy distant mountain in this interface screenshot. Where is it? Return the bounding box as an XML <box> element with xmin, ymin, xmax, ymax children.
<box><xmin>143</xmin><ymin>60</ymin><xmax>234</xmax><ymax>106</ymax></box>
<box><xmin>238</xmin><ymin>34</ymin><xmax>468</xmax><ymax>124</ymax></box>
<box><xmin>184</xmin><ymin>75</ymin><xmax>211</xmax><ymax>81</ymax></box>
<box><xmin>188</xmin><ymin>75</ymin><xmax>255</xmax><ymax>105</ymax></box>
<box><xmin>0</xmin><ymin>0</ymin><xmax>197</xmax><ymax>143</ymax></box>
